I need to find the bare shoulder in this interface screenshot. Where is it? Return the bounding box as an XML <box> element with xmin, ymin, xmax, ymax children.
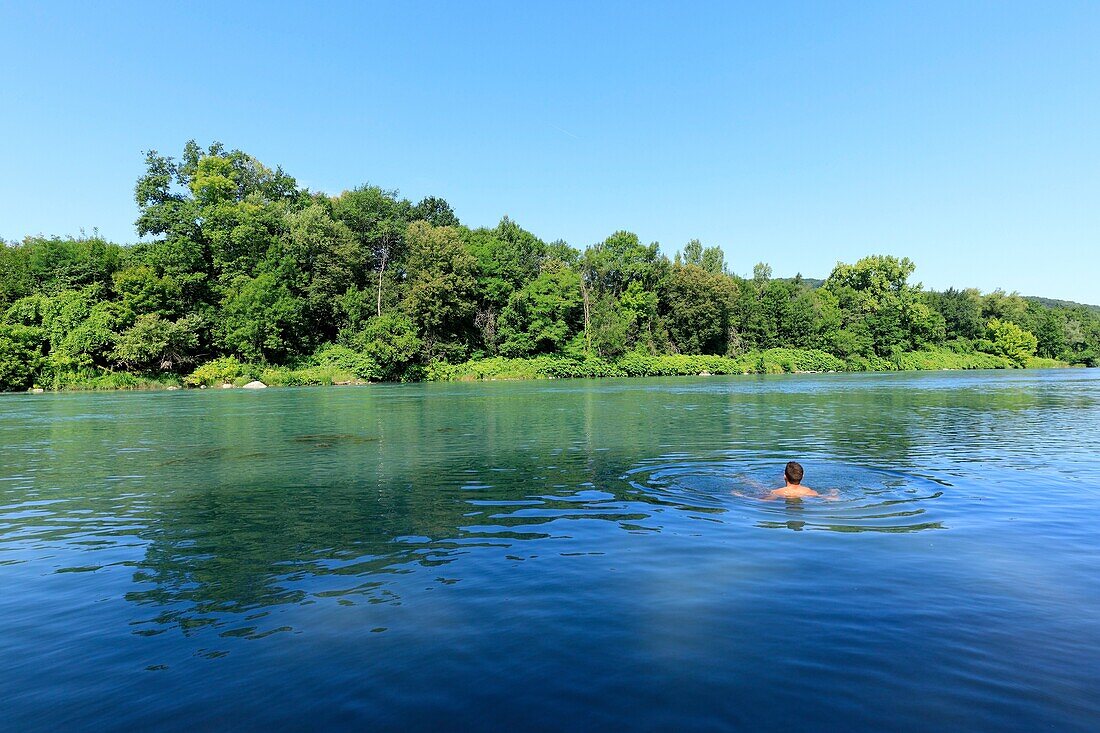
<box><xmin>771</xmin><ymin>485</ymin><xmax>820</xmax><ymax>499</ymax></box>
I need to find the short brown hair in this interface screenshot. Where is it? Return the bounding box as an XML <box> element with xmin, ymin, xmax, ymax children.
<box><xmin>784</xmin><ymin>461</ymin><xmax>804</xmax><ymax>484</ymax></box>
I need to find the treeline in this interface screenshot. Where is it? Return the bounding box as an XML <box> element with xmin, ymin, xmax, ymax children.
<box><xmin>1</xmin><ymin>141</ymin><xmax>1098</xmax><ymax>391</ymax></box>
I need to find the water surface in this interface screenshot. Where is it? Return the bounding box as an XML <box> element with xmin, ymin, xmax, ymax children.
<box><xmin>2</xmin><ymin>370</ymin><xmax>1099</xmax><ymax>731</ymax></box>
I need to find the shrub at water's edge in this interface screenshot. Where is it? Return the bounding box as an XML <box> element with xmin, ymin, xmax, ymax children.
<box><xmin>47</xmin><ymin>371</ymin><xmax>182</xmax><ymax>391</ymax></box>
<box><xmin>9</xmin><ymin>347</ymin><xmax>1070</xmax><ymax>392</ymax></box>
<box><xmin>427</xmin><ymin>348</ymin><xmax>1065</xmax><ymax>382</ymax></box>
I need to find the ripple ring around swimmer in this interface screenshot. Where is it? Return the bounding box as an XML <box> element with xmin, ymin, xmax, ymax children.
<box><xmin>621</xmin><ymin>456</ymin><xmax>948</xmax><ymax>533</ymax></box>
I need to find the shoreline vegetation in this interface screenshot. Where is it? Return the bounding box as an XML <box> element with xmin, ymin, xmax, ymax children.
<box><xmin>23</xmin><ymin>349</ymin><xmax>1073</xmax><ymax>393</ymax></box>
<box><xmin>2</xmin><ymin>140</ymin><xmax>1097</xmax><ymax>394</ymax></box>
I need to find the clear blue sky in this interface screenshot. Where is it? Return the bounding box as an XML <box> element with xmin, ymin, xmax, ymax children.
<box><xmin>2</xmin><ymin>1</ymin><xmax>1098</xmax><ymax>303</ymax></box>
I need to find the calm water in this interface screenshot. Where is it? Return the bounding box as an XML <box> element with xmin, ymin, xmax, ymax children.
<box><xmin>2</xmin><ymin>370</ymin><xmax>1099</xmax><ymax>731</ymax></box>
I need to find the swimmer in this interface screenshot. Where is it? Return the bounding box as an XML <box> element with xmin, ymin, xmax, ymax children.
<box><xmin>732</xmin><ymin>461</ymin><xmax>838</xmax><ymax>500</ymax></box>
<box><xmin>767</xmin><ymin>461</ymin><xmax>839</xmax><ymax>500</ymax></box>
<box><xmin>768</xmin><ymin>461</ymin><xmax>818</xmax><ymax>499</ymax></box>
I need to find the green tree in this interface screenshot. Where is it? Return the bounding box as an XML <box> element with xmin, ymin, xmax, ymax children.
<box><xmin>823</xmin><ymin>255</ymin><xmax>934</xmax><ymax>356</ymax></box>
<box><xmin>981</xmin><ymin>290</ymin><xmax>1028</xmax><ymax>325</ymax></box>
<box><xmin>987</xmin><ymin>318</ymin><xmax>1038</xmax><ymax>367</ymax></box>
<box><xmin>281</xmin><ymin>203</ymin><xmax>360</xmax><ymax>338</ymax></box>
<box><xmin>1031</xmin><ymin>308</ymin><xmax>1067</xmax><ymax>359</ymax></box>
<box><xmin>111</xmin><ymin>314</ymin><xmax>200</xmax><ymax>371</ymax></box>
<box><xmin>679</xmin><ymin>239</ymin><xmax>725</xmax><ymax>275</ymax></box>
<box><xmin>661</xmin><ymin>264</ymin><xmax>737</xmax><ymax>354</ymax></box>
<box><xmin>497</xmin><ymin>267</ymin><xmax>582</xmax><ymax>357</ymax></box>
<box><xmin>113</xmin><ymin>265</ymin><xmax>184</xmax><ymax>319</ymax></box>
<box><xmin>0</xmin><ymin>324</ymin><xmax>44</xmax><ymax>391</ymax></box>
<box><xmin>583</xmin><ymin>231</ymin><xmax>665</xmax><ymax>296</ymax></box>
<box><xmin>588</xmin><ymin>295</ymin><xmax>633</xmax><ymax>358</ymax></box>
<box><xmin>467</xmin><ymin>217</ymin><xmax>546</xmax><ymax>306</ymax></box>
<box><xmin>331</xmin><ymin>185</ymin><xmax>412</xmax><ymax>317</ymax></box>
<box><xmin>411</xmin><ymin>196</ymin><xmax>459</xmax><ymax>227</ymax></box>
<box><xmin>354</xmin><ymin>313</ymin><xmax>422</xmax><ymax>380</ymax></box>
<box><xmin>218</xmin><ymin>273</ymin><xmax>305</xmax><ymax>362</ymax></box>
<box><xmin>402</xmin><ymin>222</ymin><xmax>478</xmax><ymax>359</ymax></box>
<box><xmin>928</xmin><ymin>287</ymin><xmax>985</xmax><ymax>341</ymax></box>
<box><xmin>39</xmin><ymin>288</ymin><xmax>126</xmax><ymax>371</ymax></box>
<box><xmin>135</xmin><ymin>141</ymin><xmax>304</xmax><ymax>303</ymax></box>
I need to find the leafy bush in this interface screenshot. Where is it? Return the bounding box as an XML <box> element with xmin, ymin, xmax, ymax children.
<box><xmin>0</xmin><ymin>324</ymin><xmax>44</xmax><ymax>391</ymax></box>
<box><xmin>897</xmin><ymin>349</ymin><xmax>1011</xmax><ymax>370</ymax></box>
<box><xmin>111</xmin><ymin>314</ymin><xmax>199</xmax><ymax>371</ymax></box>
<box><xmin>259</xmin><ymin>365</ymin><xmax>358</xmax><ymax>387</ymax></box>
<box><xmin>945</xmin><ymin>338</ymin><xmax>975</xmax><ymax>354</ymax></box>
<box><xmin>47</xmin><ymin>370</ymin><xmax>181</xmax><ymax>391</ymax></box>
<box><xmin>1024</xmin><ymin>356</ymin><xmax>1069</xmax><ymax>369</ymax></box>
<box><xmin>343</xmin><ymin>314</ymin><xmax>421</xmax><ymax>380</ymax></box>
<box><xmin>432</xmin><ymin>349</ymin><xmax>846</xmax><ymax>381</ymax></box>
<box><xmin>311</xmin><ymin>344</ymin><xmax>378</xmax><ymax>380</ymax></box>
<box><xmin>184</xmin><ymin>357</ymin><xmax>248</xmax><ymax>387</ymax></box>
<box><xmin>986</xmin><ymin>319</ymin><xmax>1039</xmax><ymax>367</ymax></box>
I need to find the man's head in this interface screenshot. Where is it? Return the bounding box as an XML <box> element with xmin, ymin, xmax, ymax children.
<box><xmin>784</xmin><ymin>461</ymin><xmax>804</xmax><ymax>485</ymax></box>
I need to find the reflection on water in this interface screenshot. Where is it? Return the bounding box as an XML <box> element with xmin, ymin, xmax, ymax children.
<box><xmin>2</xmin><ymin>370</ymin><xmax>1100</xmax><ymax>732</ymax></box>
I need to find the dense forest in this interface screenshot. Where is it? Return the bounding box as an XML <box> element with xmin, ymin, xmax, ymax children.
<box><xmin>1</xmin><ymin>141</ymin><xmax>1098</xmax><ymax>391</ymax></box>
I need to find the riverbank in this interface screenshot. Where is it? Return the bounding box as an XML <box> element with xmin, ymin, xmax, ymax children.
<box><xmin>426</xmin><ymin>349</ymin><xmax>1067</xmax><ymax>381</ymax></box>
<box><xmin>20</xmin><ymin>347</ymin><xmax>1073</xmax><ymax>392</ymax></box>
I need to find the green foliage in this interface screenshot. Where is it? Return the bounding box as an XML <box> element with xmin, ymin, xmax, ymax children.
<box><xmin>411</xmin><ymin>196</ymin><xmax>459</xmax><ymax>227</ymax></box>
<box><xmin>331</xmin><ymin>185</ymin><xmax>411</xmax><ymax>319</ymax></box>
<box><xmin>662</xmin><ymin>264</ymin><xmax>736</xmax><ymax>354</ymax></box>
<box><xmin>679</xmin><ymin>239</ymin><xmax>725</xmax><ymax>274</ymax></box>
<box><xmin>583</xmin><ymin>231</ymin><xmax>664</xmax><ymax>296</ymax></box>
<box><xmin>47</xmin><ymin>370</ymin><xmax>181</xmax><ymax>391</ymax></box>
<box><xmin>281</xmin><ymin>204</ymin><xmax>360</xmax><ymax>333</ymax></box>
<box><xmin>1031</xmin><ymin>308</ymin><xmax>1067</xmax><ymax>359</ymax></box>
<box><xmin>0</xmin><ymin>235</ymin><xmax>122</xmax><ymax>304</ymax></box>
<box><xmin>311</xmin><ymin>344</ymin><xmax>377</xmax><ymax>380</ymax></box>
<box><xmin>587</xmin><ymin>295</ymin><xmax>633</xmax><ymax>358</ymax></box>
<box><xmin>981</xmin><ymin>290</ymin><xmax>1029</xmax><ymax>325</ymax></box>
<box><xmin>113</xmin><ymin>265</ymin><xmax>184</xmax><ymax>318</ymax></box>
<box><xmin>896</xmin><ymin>349</ymin><xmax>1014</xmax><ymax>370</ymax></box>
<box><xmin>823</xmin><ymin>255</ymin><xmax>940</xmax><ymax>356</ymax></box>
<box><xmin>1025</xmin><ymin>356</ymin><xmax>1070</xmax><ymax>369</ymax></box>
<box><xmin>401</xmin><ymin>222</ymin><xmax>478</xmax><ymax>357</ymax></box>
<box><xmin>4</xmin><ymin>295</ymin><xmax>46</xmax><ymax>326</ymax></box>
<box><xmin>258</xmin><ymin>363</ymin><xmax>358</xmax><ymax>387</ymax></box>
<box><xmin>184</xmin><ymin>357</ymin><xmax>246</xmax><ymax>387</ymax></box>
<box><xmin>218</xmin><ymin>273</ymin><xmax>305</xmax><ymax>362</ymax></box>
<box><xmin>353</xmin><ymin>314</ymin><xmax>421</xmax><ymax>380</ymax></box>
<box><xmin>0</xmin><ymin>324</ymin><xmax>44</xmax><ymax>391</ymax></box>
<box><xmin>497</xmin><ymin>267</ymin><xmax>582</xmax><ymax>357</ymax></box>
<box><xmin>112</xmin><ymin>314</ymin><xmax>200</xmax><ymax>371</ymax></box>
<box><xmin>42</xmin><ymin>291</ymin><xmax>127</xmax><ymax>372</ymax></box>
<box><xmin>466</xmin><ymin>217</ymin><xmax>547</xmax><ymax>308</ymax></box>
<box><xmin>430</xmin><ymin>349</ymin><xmax>849</xmax><ymax>382</ymax></box>
<box><xmin>927</xmin><ymin>288</ymin><xmax>984</xmax><ymax>340</ymax></box>
<box><xmin>986</xmin><ymin>318</ymin><xmax>1038</xmax><ymax>367</ymax></box>
<box><xmin>5</xmin><ymin>140</ymin><xmax>1096</xmax><ymax>390</ymax></box>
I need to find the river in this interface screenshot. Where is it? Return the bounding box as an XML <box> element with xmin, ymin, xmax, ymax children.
<box><xmin>2</xmin><ymin>369</ymin><xmax>1098</xmax><ymax>731</ymax></box>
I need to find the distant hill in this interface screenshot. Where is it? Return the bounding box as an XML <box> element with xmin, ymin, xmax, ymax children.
<box><xmin>776</xmin><ymin>275</ymin><xmax>1099</xmax><ymax>312</ymax></box>
<box><xmin>1023</xmin><ymin>295</ymin><xmax>1100</xmax><ymax>313</ymax></box>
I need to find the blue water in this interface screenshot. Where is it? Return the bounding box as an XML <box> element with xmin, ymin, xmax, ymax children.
<box><xmin>2</xmin><ymin>369</ymin><xmax>1099</xmax><ymax>731</ymax></box>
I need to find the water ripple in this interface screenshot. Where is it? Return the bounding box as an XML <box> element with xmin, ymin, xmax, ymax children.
<box><xmin>624</xmin><ymin>456</ymin><xmax>947</xmax><ymax>533</ymax></box>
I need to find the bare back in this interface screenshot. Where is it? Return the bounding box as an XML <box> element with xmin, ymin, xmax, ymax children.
<box><xmin>769</xmin><ymin>484</ymin><xmax>819</xmax><ymax>499</ymax></box>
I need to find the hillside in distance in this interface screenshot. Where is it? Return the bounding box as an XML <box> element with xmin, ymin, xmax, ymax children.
<box><xmin>777</xmin><ymin>277</ymin><xmax>1098</xmax><ymax>313</ymax></box>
